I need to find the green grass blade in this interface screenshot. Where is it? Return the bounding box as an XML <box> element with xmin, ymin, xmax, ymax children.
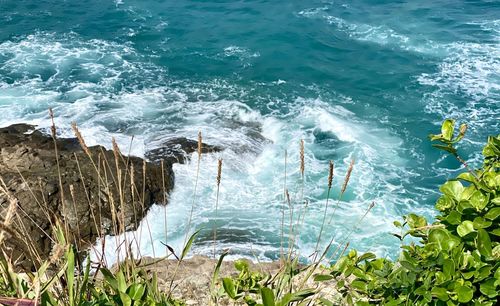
<box><xmin>181</xmin><ymin>229</ymin><xmax>201</xmax><ymax>261</ymax></box>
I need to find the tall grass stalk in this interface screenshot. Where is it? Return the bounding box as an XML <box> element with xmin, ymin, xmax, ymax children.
<box><xmin>68</xmin><ymin>184</ymin><xmax>81</xmax><ymax>253</ymax></box>
<box><xmin>142</xmin><ymin>159</ymin><xmax>156</xmax><ymax>259</ymax></box>
<box><xmin>73</xmin><ymin>153</ymin><xmax>103</xmax><ymax>243</ymax></box>
<box><xmin>285</xmin><ymin>140</ymin><xmax>304</xmax><ymax>260</ymax></box>
<box><xmin>296</xmin><ymin>140</ymin><xmax>306</xmax><ymax>233</ymax></box>
<box><xmin>49</xmin><ymin>109</ymin><xmax>68</xmax><ymax>238</ymax></box>
<box><xmin>0</xmin><ymin>178</ymin><xmax>17</xmax><ymax>246</ymax></box>
<box><xmin>314</xmin><ymin>160</ymin><xmax>334</xmax><ymax>261</ymax></box>
<box><xmin>213</xmin><ymin>158</ymin><xmax>222</xmax><ymax>259</ymax></box>
<box><xmin>14</xmin><ymin>168</ymin><xmax>54</xmax><ymax>232</ymax></box>
<box><xmin>280</xmin><ymin>150</ymin><xmax>287</xmax><ymax>263</ymax></box>
<box><xmin>161</xmin><ymin>159</ymin><xmax>168</xmax><ymax>254</ymax></box>
<box><xmin>327</xmin><ymin>158</ymin><xmax>355</xmax><ymax>226</ymax></box>
<box><xmin>184</xmin><ymin>131</ymin><xmax>202</xmax><ymax>246</ymax></box>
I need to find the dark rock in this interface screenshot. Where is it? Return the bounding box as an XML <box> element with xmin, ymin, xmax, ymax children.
<box><xmin>145</xmin><ymin>137</ymin><xmax>222</xmax><ymax>164</ymax></box>
<box><xmin>0</xmin><ymin>124</ymin><xmax>219</xmax><ymax>270</ymax></box>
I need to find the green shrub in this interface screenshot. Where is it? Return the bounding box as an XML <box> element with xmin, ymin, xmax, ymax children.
<box><xmin>319</xmin><ymin>120</ymin><xmax>500</xmax><ymax>305</ymax></box>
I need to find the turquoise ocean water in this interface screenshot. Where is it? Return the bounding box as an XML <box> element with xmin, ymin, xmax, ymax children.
<box><xmin>1</xmin><ymin>0</ymin><xmax>499</xmax><ymax>263</ymax></box>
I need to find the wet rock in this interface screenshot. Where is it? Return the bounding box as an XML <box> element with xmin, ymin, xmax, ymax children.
<box><xmin>145</xmin><ymin>137</ymin><xmax>222</xmax><ymax>164</ymax></box>
<box><xmin>0</xmin><ymin>124</ymin><xmax>218</xmax><ymax>270</ymax></box>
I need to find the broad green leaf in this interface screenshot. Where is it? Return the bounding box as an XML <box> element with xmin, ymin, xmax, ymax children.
<box><xmin>445</xmin><ymin>210</ymin><xmax>462</xmax><ymax>225</ymax></box>
<box><xmin>436</xmin><ymin>195</ymin><xmax>454</xmax><ymax>211</ymax></box>
<box><xmin>435</xmin><ymin>271</ymin><xmax>447</xmax><ymax>285</ymax></box>
<box><xmin>429</xmin><ymin>229</ymin><xmax>459</xmax><ymax>250</ymax></box>
<box><xmin>441</xmin><ymin>119</ymin><xmax>455</xmax><ymax>141</ymax></box>
<box><xmin>261</xmin><ymin>287</ymin><xmax>275</xmax><ymax>306</ymax></box>
<box><xmin>234</xmin><ymin>259</ymin><xmax>249</xmax><ymax>272</ymax></box>
<box><xmin>457</xmin><ymin>220</ymin><xmax>475</xmax><ymax>237</ymax></box>
<box><xmin>476</xmin><ymin>229</ymin><xmax>493</xmax><ymax>258</ymax></box>
<box><xmin>485</xmin><ymin>207</ymin><xmax>500</xmax><ymax>220</ymax></box>
<box><xmin>457</xmin><ymin>200</ymin><xmax>473</xmax><ymax>213</ymax></box>
<box><xmin>476</xmin><ymin>266</ymin><xmax>493</xmax><ymax>282</ymax></box>
<box><xmin>127</xmin><ymin>284</ymin><xmax>145</xmax><ymax>301</ymax></box>
<box><xmin>370</xmin><ymin>258</ymin><xmax>385</xmax><ymax>270</ymax></box>
<box><xmin>333</xmin><ymin>257</ymin><xmax>350</xmax><ymax>273</ymax></box>
<box><xmin>460</xmin><ymin>185</ymin><xmax>476</xmax><ymax>201</ymax></box>
<box><xmin>118</xmin><ymin>291</ymin><xmax>132</xmax><ymax>306</ymax></box>
<box><xmin>222</xmin><ymin>278</ymin><xmax>237</xmax><ymax>299</ymax></box>
<box><xmin>484</xmin><ymin>136</ymin><xmax>500</xmax><ymax>157</ymax></box>
<box><xmin>351</xmin><ymin>280</ymin><xmax>367</xmax><ymax>292</ymax></box>
<box><xmin>479</xmin><ymin>278</ymin><xmax>497</xmax><ymax>298</ymax></box>
<box><xmin>457</xmin><ymin>172</ymin><xmax>476</xmax><ymax>183</ymax></box>
<box><xmin>440</xmin><ymin>181</ymin><xmax>464</xmax><ymax>201</ymax></box>
<box><xmin>431</xmin><ymin>287</ymin><xmax>449</xmax><ymax>301</ymax></box>
<box><xmin>492</xmin><ymin>244</ymin><xmax>500</xmax><ymax>259</ymax></box>
<box><xmin>455</xmin><ymin>285</ymin><xmax>473</xmax><ymax>303</ymax></box>
<box><xmin>443</xmin><ymin>258</ymin><xmax>455</xmax><ymax>278</ymax></box>
<box><xmin>400</xmin><ymin>261</ymin><xmax>420</xmax><ymax>272</ymax></box>
<box><xmin>313</xmin><ymin>274</ymin><xmax>334</xmax><ymax>282</ymax></box>
<box><xmin>470</xmin><ymin>190</ymin><xmax>489</xmax><ymax>211</ymax></box>
<box><xmin>406</xmin><ymin>214</ymin><xmax>427</xmax><ymax>229</ymax></box>
<box><xmin>461</xmin><ymin>271</ymin><xmax>475</xmax><ymax>280</ymax></box>
<box><xmin>352</xmin><ymin>267</ymin><xmax>367</xmax><ymax>279</ymax></box>
<box><xmin>473</xmin><ymin>217</ymin><xmax>492</xmax><ymax>229</ymax></box>
<box><xmin>357</xmin><ymin>252</ymin><xmax>376</xmax><ymax>263</ymax></box>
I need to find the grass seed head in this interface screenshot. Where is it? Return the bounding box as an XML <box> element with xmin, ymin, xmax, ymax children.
<box><xmin>300</xmin><ymin>139</ymin><xmax>305</xmax><ymax>177</ymax></box>
<box><xmin>341</xmin><ymin>159</ymin><xmax>355</xmax><ymax>195</ymax></box>
<box><xmin>49</xmin><ymin>108</ymin><xmax>57</xmax><ymax>139</ymax></box>
<box><xmin>328</xmin><ymin>160</ymin><xmax>334</xmax><ymax>189</ymax></box>
<box><xmin>197</xmin><ymin>131</ymin><xmax>202</xmax><ymax>158</ymax></box>
<box><xmin>216</xmin><ymin>159</ymin><xmax>222</xmax><ymax>186</ymax></box>
<box><xmin>112</xmin><ymin>137</ymin><xmax>122</xmax><ymax>161</ymax></box>
<box><xmin>71</xmin><ymin>122</ymin><xmax>91</xmax><ymax>156</ymax></box>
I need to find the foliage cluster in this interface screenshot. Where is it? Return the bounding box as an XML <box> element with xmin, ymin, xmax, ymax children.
<box><xmin>310</xmin><ymin>120</ymin><xmax>500</xmax><ymax>305</ymax></box>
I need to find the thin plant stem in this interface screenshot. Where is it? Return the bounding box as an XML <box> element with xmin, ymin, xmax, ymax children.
<box><xmin>161</xmin><ymin>159</ymin><xmax>168</xmax><ymax>254</ymax></box>
<box><xmin>314</xmin><ymin>160</ymin><xmax>334</xmax><ymax>262</ymax></box>
<box><xmin>184</xmin><ymin>131</ymin><xmax>202</xmax><ymax>246</ymax></box>
<box><xmin>280</xmin><ymin>150</ymin><xmax>287</xmax><ymax>263</ymax></box>
<box><xmin>213</xmin><ymin>158</ymin><xmax>222</xmax><ymax>259</ymax></box>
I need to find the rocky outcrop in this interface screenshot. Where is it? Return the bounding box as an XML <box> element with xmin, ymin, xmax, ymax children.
<box><xmin>0</xmin><ymin>124</ymin><xmax>219</xmax><ymax>270</ymax></box>
<box><xmin>145</xmin><ymin>137</ymin><xmax>222</xmax><ymax>164</ymax></box>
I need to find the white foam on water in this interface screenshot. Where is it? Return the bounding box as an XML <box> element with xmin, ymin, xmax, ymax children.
<box><xmin>297</xmin><ymin>7</ymin><xmax>447</xmax><ymax>56</ymax></box>
<box><xmin>91</xmin><ymin>96</ymin><xmax>428</xmax><ymax>266</ymax></box>
<box><xmin>418</xmin><ymin>19</ymin><xmax>500</xmax><ymax>141</ymax></box>
<box><xmin>418</xmin><ymin>43</ymin><xmax>500</xmax><ymax>101</ymax></box>
<box><xmin>223</xmin><ymin>46</ymin><xmax>260</xmax><ymax>59</ymax></box>
<box><xmin>0</xmin><ymin>32</ymin><xmax>434</xmax><ymax>266</ymax></box>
